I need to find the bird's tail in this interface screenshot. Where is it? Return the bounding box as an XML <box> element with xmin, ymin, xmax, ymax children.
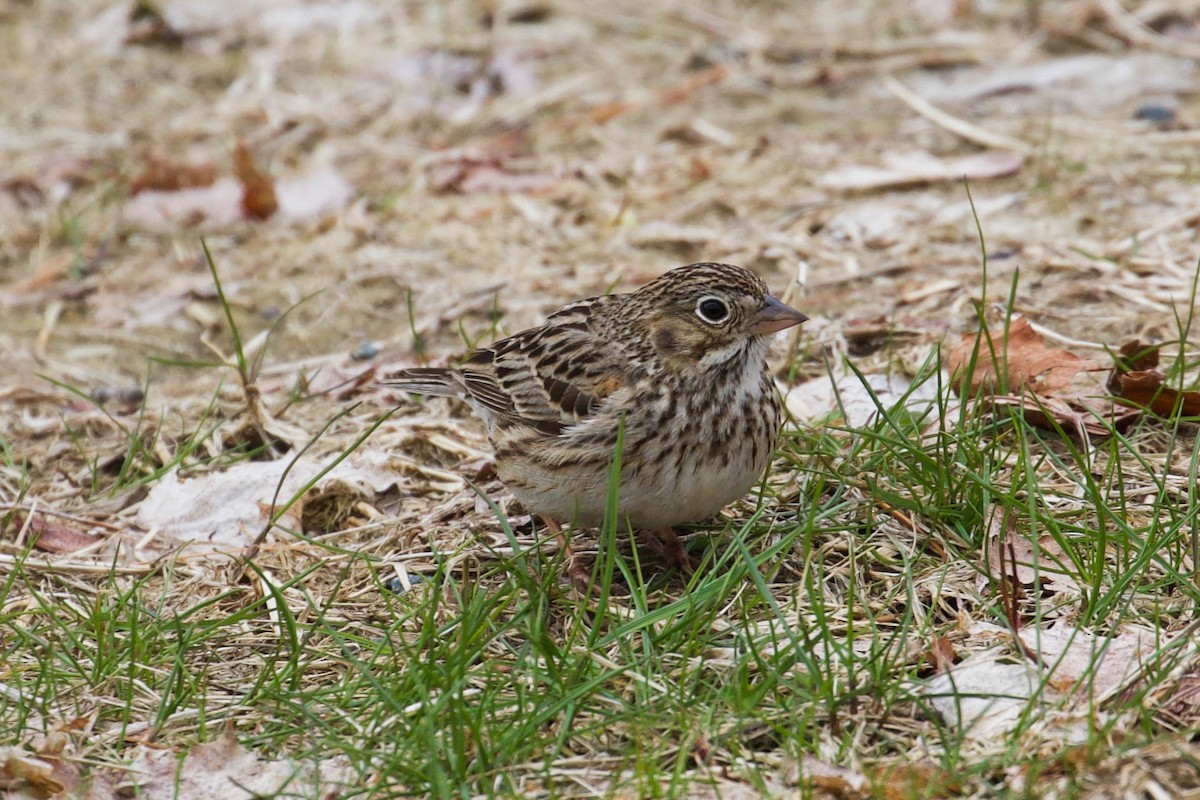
<box><xmin>379</xmin><ymin>367</ymin><xmax>462</xmax><ymax>398</ymax></box>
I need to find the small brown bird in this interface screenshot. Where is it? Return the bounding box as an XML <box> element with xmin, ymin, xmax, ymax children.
<box><xmin>382</xmin><ymin>262</ymin><xmax>807</xmax><ymax>587</ymax></box>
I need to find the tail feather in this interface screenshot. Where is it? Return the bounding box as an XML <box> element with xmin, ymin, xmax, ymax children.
<box><xmin>379</xmin><ymin>367</ymin><xmax>463</xmax><ymax>398</ymax></box>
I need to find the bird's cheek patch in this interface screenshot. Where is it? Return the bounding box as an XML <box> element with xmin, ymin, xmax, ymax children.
<box><xmin>653</xmin><ymin>327</ymin><xmax>679</xmax><ymax>355</ymax></box>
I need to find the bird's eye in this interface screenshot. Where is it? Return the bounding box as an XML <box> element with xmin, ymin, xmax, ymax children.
<box><xmin>696</xmin><ymin>296</ymin><xmax>729</xmax><ymax>324</ymax></box>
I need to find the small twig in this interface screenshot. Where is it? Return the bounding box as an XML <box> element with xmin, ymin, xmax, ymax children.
<box><xmin>883</xmin><ymin>76</ymin><xmax>1031</xmax><ymax>155</ymax></box>
<box><xmin>1098</xmin><ymin>0</ymin><xmax>1200</xmax><ymax>60</ymax></box>
<box><xmin>1023</xmin><ymin>320</ymin><xmax>1108</xmax><ymax>351</ymax></box>
<box><xmin>34</xmin><ymin>300</ymin><xmax>62</xmax><ymax>361</ymax></box>
<box><xmin>0</xmin><ymin>552</ymin><xmax>154</xmax><ymax>576</ymax></box>
<box><xmin>877</xmin><ymin>500</ymin><xmax>914</xmax><ymax>529</ymax></box>
<box><xmin>990</xmin><ymin>506</ymin><xmax>1047</xmax><ymax>668</ymax></box>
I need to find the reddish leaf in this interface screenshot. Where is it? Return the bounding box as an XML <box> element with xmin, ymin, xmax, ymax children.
<box><xmin>1113</xmin><ymin>371</ymin><xmax>1200</xmax><ymax>417</ymax></box>
<box><xmin>1108</xmin><ymin>340</ymin><xmax>1200</xmax><ymax>418</ymax></box>
<box><xmin>12</xmin><ymin>513</ymin><xmax>99</xmax><ymax>554</ymax></box>
<box><xmin>129</xmin><ymin>155</ymin><xmax>216</xmax><ymax>195</ymax></box>
<box><xmin>948</xmin><ymin>316</ymin><xmax>1104</xmax><ymax>396</ymax></box>
<box><xmin>234</xmin><ymin>141</ymin><xmax>278</xmax><ymax>220</ymax></box>
<box><xmin>1114</xmin><ymin>339</ymin><xmax>1160</xmax><ymax>373</ymax></box>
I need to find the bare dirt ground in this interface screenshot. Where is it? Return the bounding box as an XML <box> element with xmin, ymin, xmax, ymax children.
<box><xmin>4</xmin><ymin>0</ymin><xmax>1200</xmax><ymax>797</ymax></box>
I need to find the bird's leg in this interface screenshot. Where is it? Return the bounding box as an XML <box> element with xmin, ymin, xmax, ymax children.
<box><xmin>543</xmin><ymin>516</ymin><xmax>593</xmax><ymax>593</ymax></box>
<box><xmin>649</xmin><ymin>527</ymin><xmax>694</xmax><ymax>575</ymax></box>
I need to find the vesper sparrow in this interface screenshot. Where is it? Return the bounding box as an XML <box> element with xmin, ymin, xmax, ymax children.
<box><xmin>382</xmin><ymin>262</ymin><xmax>807</xmax><ymax>587</ymax></box>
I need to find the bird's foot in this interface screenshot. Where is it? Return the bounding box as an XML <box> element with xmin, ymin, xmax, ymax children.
<box><xmin>543</xmin><ymin>516</ymin><xmax>597</xmax><ymax>595</ymax></box>
<box><xmin>646</xmin><ymin>527</ymin><xmax>695</xmax><ymax>576</ymax></box>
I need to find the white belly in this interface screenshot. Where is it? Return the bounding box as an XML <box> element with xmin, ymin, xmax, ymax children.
<box><xmin>501</xmin><ymin>427</ymin><xmax>770</xmax><ymax>529</ymax></box>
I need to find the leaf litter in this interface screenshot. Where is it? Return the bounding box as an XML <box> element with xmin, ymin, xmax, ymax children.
<box><xmin>949</xmin><ymin>312</ymin><xmax>1200</xmax><ymax>440</ymax></box>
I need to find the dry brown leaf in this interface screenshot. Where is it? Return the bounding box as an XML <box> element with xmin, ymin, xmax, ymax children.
<box><xmin>1108</xmin><ymin>340</ymin><xmax>1200</xmax><ymax>418</ymax></box>
<box><xmin>1112</xmin><ymin>371</ymin><xmax>1200</xmax><ymax>417</ymax></box>
<box><xmin>1111</xmin><ymin>339</ymin><xmax>1160</xmax><ymax>373</ymax></box>
<box><xmin>989</xmin><ymin>394</ymin><xmax>1141</xmax><ymax>438</ymax></box>
<box><xmin>949</xmin><ymin>316</ymin><xmax>1105</xmax><ymax>396</ymax></box>
<box><xmin>869</xmin><ymin>762</ymin><xmax>961</xmax><ymax>800</ymax></box>
<box><xmin>981</xmin><ymin>504</ymin><xmax>1081</xmax><ymax>595</ymax></box>
<box><xmin>1</xmin><ymin>747</ymin><xmax>67</xmax><ymax>795</ymax></box>
<box><xmin>233</xmin><ymin>141</ymin><xmax>278</xmax><ymax>220</ymax></box>
<box><xmin>12</xmin><ymin>512</ymin><xmax>100</xmax><ymax>554</ymax></box>
<box><xmin>925</xmin><ymin>635</ymin><xmax>958</xmax><ymax>674</ymax></box>
<box><xmin>0</xmin><ymin>722</ymin><xmax>90</xmax><ymax>797</ymax></box>
<box><xmin>129</xmin><ymin>154</ymin><xmax>216</xmax><ymax>195</ymax></box>
<box><xmin>1160</xmin><ymin>671</ymin><xmax>1200</xmax><ymax>721</ymax></box>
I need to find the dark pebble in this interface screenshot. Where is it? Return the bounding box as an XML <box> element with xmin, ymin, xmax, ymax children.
<box><xmin>352</xmin><ymin>341</ymin><xmax>381</xmax><ymax>361</ymax></box>
<box><xmin>91</xmin><ymin>385</ymin><xmax>145</xmax><ymax>406</ymax></box>
<box><xmin>385</xmin><ymin>574</ymin><xmax>428</xmax><ymax>595</ymax></box>
<box><xmin>1134</xmin><ymin>104</ymin><xmax>1176</xmax><ymax>124</ymax></box>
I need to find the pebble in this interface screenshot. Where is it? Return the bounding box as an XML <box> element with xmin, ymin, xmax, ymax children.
<box><xmin>1134</xmin><ymin>104</ymin><xmax>1176</xmax><ymax>125</ymax></box>
<box><xmin>352</xmin><ymin>341</ymin><xmax>381</xmax><ymax>361</ymax></box>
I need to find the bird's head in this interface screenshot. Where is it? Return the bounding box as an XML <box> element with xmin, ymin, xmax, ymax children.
<box><xmin>627</xmin><ymin>262</ymin><xmax>807</xmax><ymax>371</ymax></box>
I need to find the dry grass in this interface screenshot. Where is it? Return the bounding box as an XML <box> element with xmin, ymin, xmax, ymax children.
<box><xmin>3</xmin><ymin>0</ymin><xmax>1200</xmax><ymax>798</ymax></box>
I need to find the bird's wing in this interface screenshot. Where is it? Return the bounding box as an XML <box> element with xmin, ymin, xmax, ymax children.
<box><xmin>379</xmin><ymin>367</ymin><xmax>463</xmax><ymax>398</ymax></box>
<box><xmin>458</xmin><ymin>296</ymin><xmax>637</xmax><ymax>435</ymax></box>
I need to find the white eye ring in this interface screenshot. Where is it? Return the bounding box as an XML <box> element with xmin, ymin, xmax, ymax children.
<box><xmin>696</xmin><ymin>296</ymin><xmax>729</xmax><ymax>324</ymax></box>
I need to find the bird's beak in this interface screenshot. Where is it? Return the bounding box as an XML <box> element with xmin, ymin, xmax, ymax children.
<box><xmin>749</xmin><ymin>295</ymin><xmax>808</xmax><ymax>335</ymax></box>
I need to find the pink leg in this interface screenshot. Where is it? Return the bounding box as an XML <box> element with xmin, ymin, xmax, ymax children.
<box><xmin>543</xmin><ymin>517</ymin><xmax>593</xmax><ymax>593</ymax></box>
<box><xmin>650</xmin><ymin>527</ymin><xmax>694</xmax><ymax>575</ymax></box>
